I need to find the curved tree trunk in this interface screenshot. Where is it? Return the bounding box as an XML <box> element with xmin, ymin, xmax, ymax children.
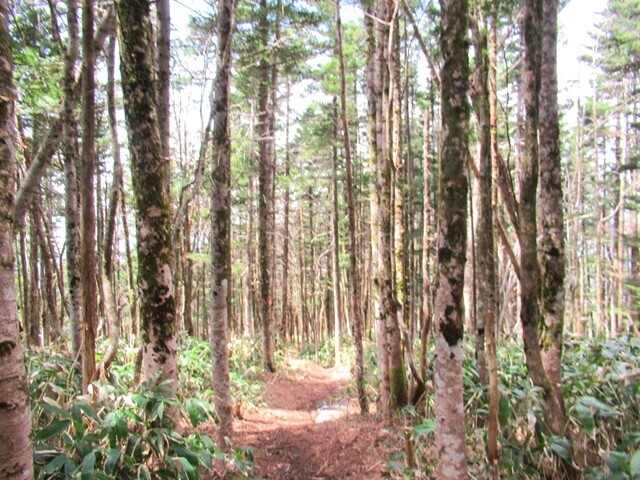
<box><xmin>116</xmin><ymin>0</ymin><xmax>178</xmax><ymax>392</ymax></box>
<box><xmin>435</xmin><ymin>0</ymin><xmax>470</xmax><ymax>477</ymax></box>
<box><xmin>0</xmin><ymin>0</ymin><xmax>33</xmax><ymax>474</ymax></box>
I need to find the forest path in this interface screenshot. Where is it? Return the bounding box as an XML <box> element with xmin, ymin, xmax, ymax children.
<box><xmin>226</xmin><ymin>355</ymin><xmax>398</xmax><ymax>479</ymax></box>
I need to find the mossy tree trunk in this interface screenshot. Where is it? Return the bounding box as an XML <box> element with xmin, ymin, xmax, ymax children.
<box><xmin>0</xmin><ymin>0</ymin><xmax>33</xmax><ymax>474</ymax></box>
<box><xmin>519</xmin><ymin>0</ymin><xmax>566</xmax><ymax>437</ymax></box>
<box><xmin>210</xmin><ymin>0</ymin><xmax>235</xmax><ymax>449</ymax></box>
<box><xmin>375</xmin><ymin>0</ymin><xmax>407</xmax><ymax>412</ymax></box>
<box><xmin>362</xmin><ymin>0</ymin><xmax>390</xmax><ymax>410</ymax></box>
<box><xmin>538</xmin><ymin>0</ymin><xmax>566</xmax><ymax>412</ymax></box>
<box><xmin>435</xmin><ymin>0</ymin><xmax>469</xmax><ymax>477</ymax></box>
<box><xmin>116</xmin><ymin>0</ymin><xmax>178</xmax><ymax>391</ymax></box>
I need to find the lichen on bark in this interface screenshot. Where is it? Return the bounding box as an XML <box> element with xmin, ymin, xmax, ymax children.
<box><xmin>115</xmin><ymin>0</ymin><xmax>177</xmax><ymax>391</ymax></box>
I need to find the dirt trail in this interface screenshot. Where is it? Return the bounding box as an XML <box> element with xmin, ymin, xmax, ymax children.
<box><xmin>224</xmin><ymin>357</ymin><xmax>399</xmax><ymax>479</ymax></box>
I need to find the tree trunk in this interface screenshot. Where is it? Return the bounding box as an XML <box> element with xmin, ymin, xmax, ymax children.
<box><xmin>469</xmin><ymin>8</ymin><xmax>491</xmax><ymax>388</ymax></box>
<box><xmin>375</xmin><ymin>0</ymin><xmax>406</xmax><ymax>411</ymax></box>
<box><xmin>335</xmin><ymin>0</ymin><xmax>368</xmax><ymax>412</ymax></box>
<box><xmin>0</xmin><ymin>0</ymin><xmax>33</xmax><ymax>472</ymax></box>
<box><xmin>331</xmin><ymin>99</ymin><xmax>343</xmax><ymax>366</ymax></box>
<box><xmin>97</xmin><ymin>34</ymin><xmax>124</xmax><ymax>377</ymax></box>
<box><xmin>62</xmin><ymin>0</ymin><xmax>82</xmax><ymax>364</ymax></box>
<box><xmin>538</xmin><ymin>0</ymin><xmax>565</xmax><ymax>410</ymax></box>
<box><xmin>81</xmin><ymin>0</ymin><xmax>98</xmax><ymax>392</ymax></box>
<box><xmin>210</xmin><ymin>0</ymin><xmax>235</xmax><ymax>448</ymax></box>
<box><xmin>435</xmin><ymin>0</ymin><xmax>469</xmax><ymax>477</ymax></box>
<box><xmin>257</xmin><ymin>0</ymin><xmax>275</xmax><ymax>371</ymax></box>
<box><xmin>520</xmin><ymin>0</ymin><xmax>565</xmax><ymax>436</ymax></box>
<box><xmin>116</xmin><ymin>0</ymin><xmax>178</xmax><ymax>392</ymax></box>
<box><xmin>487</xmin><ymin>10</ymin><xmax>501</xmax><ymax>477</ymax></box>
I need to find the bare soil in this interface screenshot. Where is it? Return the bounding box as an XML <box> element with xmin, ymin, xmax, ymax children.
<box><xmin>206</xmin><ymin>356</ymin><xmax>404</xmax><ymax>479</ymax></box>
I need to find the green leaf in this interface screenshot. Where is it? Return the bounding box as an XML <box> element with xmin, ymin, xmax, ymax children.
<box><xmin>43</xmin><ymin>454</ymin><xmax>67</xmax><ymax>474</ymax></box>
<box><xmin>575</xmin><ymin>404</ymin><xmax>596</xmax><ymax>438</ymax></box>
<box><xmin>105</xmin><ymin>447</ymin><xmax>121</xmax><ymax>474</ymax></box>
<box><xmin>78</xmin><ymin>402</ymin><xmax>100</xmax><ymax>422</ymax></box>
<box><xmin>178</xmin><ymin>456</ymin><xmax>196</xmax><ymax>474</ymax></box>
<box><xmin>606</xmin><ymin>451</ymin><xmax>630</xmax><ymax>474</ymax></box>
<box><xmin>499</xmin><ymin>394</ymin><xmax>510</xmax><ymax>427</ymax></box>
<box><xmin>138</xmin><ymin>465</ymin><xmax>152</xmax><ymax>480</ymax></box>
<box><xmin>580</xmin><ymin>396</ymin><xmax>617</xmax><ymax>417</ymax></box>
<box><xmin>413</xmin><ymin>418</ymin><xmax>435</xmax><ymax>437</ymax></box>
<box><xmin>549</xmin><ymin>442</ymin><xmax>571</xmax><ymax>463</ymax></box>
<box><xmin>34</xmin><ymin>419</ymin><xmax>71</xmax><ymax>441</ymax></box>
<box><xmin>39</xmin><ymin>399</ymin><xmax>70</xmax><ymax>418</ymax></box>
<box><xmin>81</xmin><ymin>451</ymin><xmax>96</xmax><ymax>479</ymax></box>
<box><xmin>630</xmin><ymin>448</ymin><xmax>640</xmax><ymax>478</ymax></box>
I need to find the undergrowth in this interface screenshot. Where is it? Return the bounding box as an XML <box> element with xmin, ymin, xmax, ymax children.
<box><xmin>27</xmin><ymin>334</ymin><xmax>264</xmax><ymax>479</ymax></box>
<box><xmin>394</xmin><ymin>335</ymin><xmax>640</xmax><ymax>479</ymax></box>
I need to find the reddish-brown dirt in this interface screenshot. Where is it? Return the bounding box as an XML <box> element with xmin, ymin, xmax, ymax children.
<box><xmin>208</xmin><ymin>357</ymin><xmax>404</xmax><ymax>479</ymax></box>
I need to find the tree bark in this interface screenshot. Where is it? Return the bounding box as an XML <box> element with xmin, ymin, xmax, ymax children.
<box><xmin>62</xmin><ymin>0</ymin><xmax>82</xmax><ymax>365</ymax></box>
<box><xmin>0</xmin><ymin>0</ymin><xmax>33</xmax><ymax>473</ymax></box>
<box><xmin>538</xmin><ymin>0</ymin><xmax>565</xmax><ymax>410</ymax></box>
<box><xmin>520</xmin><ymin>0</ymin><xmax>565</xmax><ymax>437</ymax></box>
<box><xmin>257</xmin><ymin>0</ymin><xmax>276</xmax><ymax>371</ymax></box>
<box><xmin>116</xmin><ymin>0</ymin><xmax>178</xmax><ymax>392</ymax></box>
<box><xmin>435</xmin><ymin>0</ymin><xmax>469</xmax><ymax>477</ymax></box>
<box><xmin>331</xmin><ymin>99</ymin><xmax>343</xmax><ymax>366</ymax></box>
<box><xmin>210</xmin><ymin>0</ymin><xmax>235</xmax><ymax>448</ymax></box>
<box><xmin>81</xmin><ymin>0</ymin><xmax>98</xmax><ymax>392</ymax></box>
<box><xmin>335</xmin><ymin>0</ymin><xmax>367</xmax><ymax>412</ymax></box>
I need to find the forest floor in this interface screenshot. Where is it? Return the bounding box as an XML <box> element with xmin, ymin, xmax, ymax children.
<box><xmin>205</xmin><ymin>355</ymin><xmax>404</xmax><ymax>479</ymax></box>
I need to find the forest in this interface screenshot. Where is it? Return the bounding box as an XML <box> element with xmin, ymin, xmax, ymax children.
<box><xmin>0</xmin><ymin>0</ymin><xmax>638</xmax><ymax>478</ymax></box>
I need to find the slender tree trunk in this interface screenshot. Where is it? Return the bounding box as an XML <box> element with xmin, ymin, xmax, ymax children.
<box><xmin>97</xmin><ymin>34</ymin><xmax>124</xmax><ymax>377</ymax></box>
<box><xmin>62</xmin><ymin>0</ymin><xmax>82</xmax><ymax>364</ymax></box>
<box><xmin>487</xmin><ymin>10</ymin><xmax>500</xmax><ymax>477</ymax></box>
<box><xmin>520</xmin><ymin>0</ymin><xmax>565</xmax><ymax>437</ymax></box>
<box><xmin>257</xmin><ymin>0</ymin><xmax>275</xmax><ymax>371</ymax></box>
<box><xmin>116</xmin><ymin>0</ymin><xmax>178</xmax><ymax>392</ymax></box>
<box><xmin>282</xmin><ymin>79</ymin><xmax>291</xmax><ymax>342</ymax></box>
<box><xmin>335</xmin><ymin>0</ymin><xmax>367</xmax><ymax>411</ymax></box>
<box><xmin>331</xmin><ymin>100</ymin><xmax>343</xmax><ymax>366</ymax></box>
<box><xmin>538</xmin><ymin>0</ymin><xmax>565</xmax><ymax>410</ymax></box>
<box><xmin>420</xmin><ymin>109</ymin><xmax>432</xmax><ymax>381</ymax></box>
<box><xmin>81</xmin><ymin>0</ymin><xmax>98</xmax><ymax>392</ymax></box>
<box><xmin>209</xmin><ymin>0</ymin><xmax>235</xmax><ymax>449</ymax></box>
<box><xmin>375</xmin><ymin>0</ymin><xmax>406</xmax><ymax>411</ymax></box>
<box><xmin>156</xmin><ymin>0</ymin><xmax>170</xmax><ymax>170</ymax></box>
<box><xmin>363</xmin><ymin>0</ymin><xmax>390</xmax><ymax>410</ymax></box>
<box><xmin>435</xmin><ymin>0</ymin><xmax>469</xmax><ymax>477</ymax></box>
<box><xmin>0</xmin><ymin>0</ymin><xmax>33</xmax><ymax>472</ymax></box>
<box><xmin>470</xmin><ymin>8</ymin><xmax>490</xmax><ymax>388</ymax></box>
